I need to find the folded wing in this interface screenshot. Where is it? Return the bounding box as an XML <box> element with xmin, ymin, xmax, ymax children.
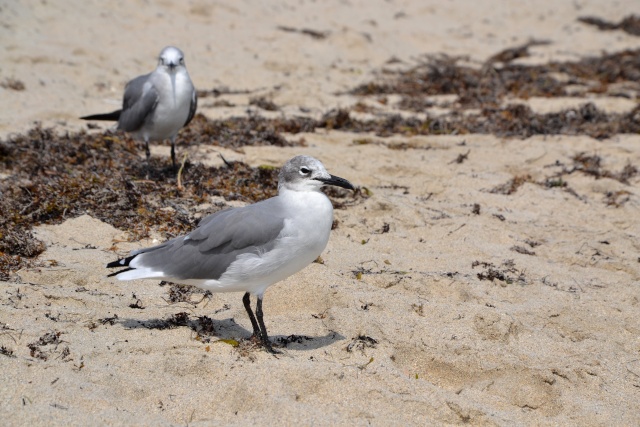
<box><xmin>110</xmin><ymin>198</ymin><xmax>287</xmax><ymax>281</ymax></box>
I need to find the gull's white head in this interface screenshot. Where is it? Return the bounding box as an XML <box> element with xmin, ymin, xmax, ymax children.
<box><xmin>157</xmin><ymin>46</ymin><xmax>186</xmax><ymax>72</ymax></box>
<box><xmin>278</xmin><ymin>155</ymin><xmax>354</xmax><ymax>193</ymax></box>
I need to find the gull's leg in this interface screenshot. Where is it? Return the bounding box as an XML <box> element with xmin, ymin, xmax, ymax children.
<box><xmin>170</xmin><ymin>136</ymin><xmax>177</xmax><ymax>170</ymax></box>
<box><xmin>256</xmin><ymin>295</ymin><xmax>280</xmax><ymax>354</ymax></box>
<box><xmin>144</xmin><ymin>136</ymin><xmax>151</xmax><ymax>178</ymax></box>
<box><xmin>242</xmin><ymin>292</ymin><xmax>261</xmax><ymax>338</ymax></box>
<box><xmin>144</xmin><ymin>137</ymin><xmax>151</xmax><ymax>163</ymax></box>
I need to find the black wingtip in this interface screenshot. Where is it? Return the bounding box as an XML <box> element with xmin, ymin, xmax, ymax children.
<box><xmin>106</xmin><ymin>259</ymin><xmax>123</xmax><ymax>269</ymax></box>
<box><xmin>106</xmin><ymin>255</ymin><xmax>136</xmax><ymax>277</ymax></box>
<box><xmin>106</xmin><ymin>254</ymin><xmax>136</xmax><ymax>269</ymax></box>
<box><xmin>80</xmin><ymin>110</ymin><xmax>122</xmax><ymax>121</ymax></box>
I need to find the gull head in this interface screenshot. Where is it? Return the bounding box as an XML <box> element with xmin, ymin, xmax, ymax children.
<box><xmin>157</xmin><ymin>46</ymin><xmax>186</xmax><ymax>72</ymax></box>
<box><xmin>278</xmin><ymin>155</ymin><xmax>354</xmax><ymax>193</ymax></box>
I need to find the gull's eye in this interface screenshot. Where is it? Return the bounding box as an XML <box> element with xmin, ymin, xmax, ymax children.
<box><xmin>179</xmin><ymin>58</ymin><xmax>184</xmax><ymax>65</ymax></box>
<box><xmin>299</xmin><ymin>166</ymin><xmax>311</xmax><ymax>176</ymax></box>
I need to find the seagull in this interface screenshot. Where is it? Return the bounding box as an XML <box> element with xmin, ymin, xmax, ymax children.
<box><xmin>81</xmin><ymin>46</ymin><xmax>197</xmax><ymax>169</ymax></box>
<box><xmin>107</xmin><ymin>155</ymin><xmax>355</xmax><ymax>353</ymax></box>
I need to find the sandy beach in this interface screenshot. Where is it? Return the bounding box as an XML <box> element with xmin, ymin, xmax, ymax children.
<box><xmin>1</xmin><ymin>1</ymin><xmax>639</xmax><ymax>425</ymax></box>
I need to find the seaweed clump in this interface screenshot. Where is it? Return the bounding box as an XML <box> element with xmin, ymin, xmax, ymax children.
<box><xmin>341</xmin><ymin>47</ymin><xmax>640</xmax><ymax>138</ymax></box>
<box><xmin>350</xmin><ymin>48</ymin><xmax>640</xmax><ymax>109</ymax></box>
<box><xmin>315</xmin><ymin>103</ymin><xmax>640</xmax><ymax>139</ymax></box>
<box><xmin>175</xmin><ymin>113</ymin><xmax>317</xmax><ymax>149</ymax></box>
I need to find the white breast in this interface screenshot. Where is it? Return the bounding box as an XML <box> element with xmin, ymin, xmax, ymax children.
<box><xmin>144</xmin><ymin>69</ymin><xmax>193</xmax><ymax>141</ymax></box>
<box><xmin>212</xmin><ymin>190</ymin><xmax>334</xmax><ymax>296</ymax></box>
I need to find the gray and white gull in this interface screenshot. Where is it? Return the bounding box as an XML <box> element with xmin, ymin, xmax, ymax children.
<box><xmin>81</xmin><ymin>46</ymin><xmax>197</xmax><ymax>168</ymax></box>
<box><xmin>107</xmin><ymin>155</ymin><xmax>355</xmax><ymax>353</ymax></box>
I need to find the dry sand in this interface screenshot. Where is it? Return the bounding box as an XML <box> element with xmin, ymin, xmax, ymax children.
<box><xmin>1</xmin><ymin>1</ymin><xmax>639</xmax><ymax>425</ymax></box>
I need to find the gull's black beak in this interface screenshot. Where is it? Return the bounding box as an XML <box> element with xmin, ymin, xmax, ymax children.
<box><xmin>317</xmin><ymin>174</ymin><xmax>355</xmax><ymax>191</ymax></box>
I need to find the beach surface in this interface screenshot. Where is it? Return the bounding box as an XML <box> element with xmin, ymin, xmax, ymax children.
<box><xmin>1</xmin><ymin>1</ymin><xmax>639</xmax><ymax>425</ymax></box>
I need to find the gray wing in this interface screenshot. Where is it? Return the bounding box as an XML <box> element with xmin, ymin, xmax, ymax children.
<box><xmin>130</xmin><ymin>198</ymin><xmax>287</xmax><ymax>281</ymax></box>
<box><xmin>184</xmin><ymin>87</ymin><xmax>197</xmax><ymax>126</ymax></box>
<box><xmin>117</xmin><ymin>73</ymin><xmax>159</xmax><ymax>132</ymax></box>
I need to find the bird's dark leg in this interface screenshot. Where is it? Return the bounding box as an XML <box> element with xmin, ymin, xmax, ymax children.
<box><xmin>242</xmin><ymin>292</ymin><xmax>261</xmax><ymax>338</ymax></box>
<box><xmin>170</xmin><ymin>137</ymin><xmax>177</xmax><ymax>170</ymax></box>
<box><xmin>144</xmin><ymin>138</ymin><xmax>151</xmax><ymax>163</ymax></box>
<box><xmin>144</xmin><ymin>137</ymin><xmax>151</xmax><ymax>178</ymax></box>
<box><xmin>242</xmin><ymin>293</ymin><xmax>279</xmax><ymax>353</ymax></box>
<box><xmin>256</xmin><ymin>295</ymin><xmax>280</xmax><ymax>354</ymax></box>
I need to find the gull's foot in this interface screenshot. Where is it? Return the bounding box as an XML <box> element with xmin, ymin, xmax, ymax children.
<box><xmin>249</xmin><ymin>333</ymin><xmax>282</xmax><ymax>354</ymax></box>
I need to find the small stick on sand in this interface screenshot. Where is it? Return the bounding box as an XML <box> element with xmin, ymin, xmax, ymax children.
<box><xmin>177</xmin><ymin>153</ymin><xmax>188</xmax><ymax>190</ymax></box>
